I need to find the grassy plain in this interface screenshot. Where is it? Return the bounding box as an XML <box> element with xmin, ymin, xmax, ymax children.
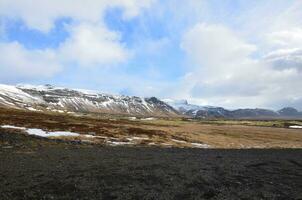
<box><xmin>0</xmin><ymin>107</ymin><xmax>302</xmax><ymax>148</ymax></box>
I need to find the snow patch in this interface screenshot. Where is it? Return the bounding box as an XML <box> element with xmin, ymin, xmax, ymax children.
<box><xmin>127</xmin><ymin>136</ymin><xmax>149</xmax><ymax>141</ymax></box>
<box><xmin>27</xmin><ymin>129</ymin><xmax>80</xmax><ymax>137</ymax></box>
<box><xmin>50</xmin><ymin>109</ymin><xmax>65</xmax><ymax>113</ymax></box>
<box><xmin>289</xmin><ymin>125</ymin><xmax>302</xmax><ymax>129</ymax></box>
<box><xmin>17</xmin><ymin>84</ymin><xmax>64</xmax><ymax>91</ymax></box>
<box><xmin>0</xmin><ymin>84</ymin><xmax>43</xmax><ymax>103</ymax></box>
<box><xmin>107</xmin><ymin>141</ymin><xmax>134</xmax><ymax>146</ymax></box>
<box><xmin>141</xmin><ymin>117</ymin><xmax>156</xmax><ymax>121</ymax></box>
<box><xmin>128</xmin><ymin>117</ymin><xmax>137</xmax><ymax>120</ymax></box>
<box><xmin>27</xmin><ymin>107</ymin><xmax>38</xmax><ymax>111</ymax></box>
<box><xmin>191</xmin><ymin>143</ymin><xmax>210</xmax><ymax>148</ymax></box>
<box><xmin>171</xmin><ymin>139</ymin><xmax>187</xmax><ymax>143</ymax></box>
<box><xmin>1</xmin><ymin>125</ymin><xmax>26</xmax><ymax>130</ymax></box>
<box><xmin>1</xmin><ymin>125</ymin><xmax>80</xmax><ymax>137</ymax></box>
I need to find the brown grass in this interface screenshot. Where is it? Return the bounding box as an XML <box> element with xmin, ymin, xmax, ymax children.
<box><xmin>0</xmin><ymin>107</ymin><xmax>302</xmax><ymax>148</ymax></box>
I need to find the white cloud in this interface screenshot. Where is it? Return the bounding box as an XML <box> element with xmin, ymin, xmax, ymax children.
<box><xmin>0</xmin><ymin>19</ymin><xmax>5</xmax><ymax>39</ymax></box>
<box><xmin>59</xmin><ymin>23</ymin><xmax>130</xmax><ymax>66</ymax></box>
<box><xmin>181</xmin><ymin>24</ymin><xmax>256</xmax><ymax>75</ymax></box>
<box><xmin>267</xmin><ymin>28</ymin><xmax>302</xmax><ymax>47</ymax></box>
<box><xmin>0</xmin><ymin>22</ymin><xmax>130</xmax><ymax>80</ymax></box>
<box><xmin>0</xmin><ymin>42</ymin><xmax>61</xmax><ymax>80</ymax></box>
<box><xmin>0</xmin><ymin>0</ymin><xmax>154</xmax><ymax>32</ymax></box>
<box><xmin>113</xmin><ymin>0</ymin><xmax>155</xmax><ymax>19</ymax></box>
<box><xmin>180</xmin><ymin>23</ymin><xmax>302</xmax><ymax>109</ymax></box>
<box><xmin>264</xmin><ymin>48</ymin><xmax>302</xmax><ymax>71</ymax></box>
<box><xmin>261</xmin><ymin>26</ymin><xmax>302</xmax><ymax>73</ymax></box>
<box><xmin>0</xmin><ymin>0</ymin><xmax>153</xmax><ymax>79</ymax></box>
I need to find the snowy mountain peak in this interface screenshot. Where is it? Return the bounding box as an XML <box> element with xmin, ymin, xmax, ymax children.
<box><xmin>163</xmin><ymin>99</ymin><xmax>208</xmax><ymax>112</ymax></box>
<box><xmin>163</xmin><ymin>99</ymin><xmax>188</xmax><ymax>105</ymax></box>
<box><xmin>164</xmin><ymin>98</ymin><xmax>302</xmax><ymax>119</ymax></box>
<box><xmin>2</xmin><ymin>84</ymin><xmax>301</xmax><ymax>119</ymax></box>
<box><xmin>16</xmin><ymin>84</ymin><xmax>64</xmax><ymax>91</ymax></box>
<box><xmin>0</xmin><ymin>84</ymin><xmax>179</xmax><ymax>117</ymax></box>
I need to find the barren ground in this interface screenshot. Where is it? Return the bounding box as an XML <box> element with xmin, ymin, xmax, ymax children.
<box><xmin>0</xmin><ymin>132</ymin><xmax>302</xmax><ymax>199</ymax></box>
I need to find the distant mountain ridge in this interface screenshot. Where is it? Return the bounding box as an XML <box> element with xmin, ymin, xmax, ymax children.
<box><xmin>163</xmin><ymin>99</ymin><xmax>302</xmax><ymax>119</ymax></box>
<box><xmin>1</xmin><ymin>84</ymin><xmax>301</xmax><ymax>119</ymax></box>
<box><xmin>0</xmin><ymin>84</ymin><xmax>179</xmax><ymax>117</ymax></box>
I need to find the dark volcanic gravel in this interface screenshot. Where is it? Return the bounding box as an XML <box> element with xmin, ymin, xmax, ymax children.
<box><xmin>0</xmin><ymin>132</ymin><xmax>302</xmax><ymax>199</ymax></box>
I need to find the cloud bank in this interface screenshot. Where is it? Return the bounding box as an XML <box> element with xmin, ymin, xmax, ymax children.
<box><xmin>180</xmin><ymin>23</ymin><xmax>302</xmax><ymax>109</ymax></box>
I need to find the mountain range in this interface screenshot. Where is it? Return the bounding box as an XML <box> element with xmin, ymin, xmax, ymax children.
<box><xmin>0</xmin><ymin>84</ymin><xmax>178</xmax><ymax>117</ymax></box>
<box><xmin>163</xmin><ymin>99</ymin><xmax>302</xmax><ymax>119</ymax></box>
<box><xmin>0</xmin><ymin>84</ymin><xmax>301</xmax><ymax>119</ymax></box>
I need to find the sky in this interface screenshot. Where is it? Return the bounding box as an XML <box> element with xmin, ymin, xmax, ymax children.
<box><xmin>0</xmin><ymin>0</ymin><xmax>302</xmax><ymax>110</ymax></box>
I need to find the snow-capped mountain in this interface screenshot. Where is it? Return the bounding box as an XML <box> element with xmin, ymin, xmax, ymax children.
<box><xmin>164</xmin><ymin>99</ymin><xmax>302</xmax><ymax>119</ymax></box>
<box><xmin>1</xmin><ymin>84</ymin><xmax>301</xmax><ymax>119</ymax></box>
<box><xmin>0</xmin><ymin>84</ymin><xmax>179</xmax><ymax>117</ymax></box>
<box><xmin>162</xmin><ymin>99</ymin><xmax>205</xmax><ymax>112</ymax></box>
<box><xmin>163</xmin><ymin>99</ymin><xmax>226</xmax><ymax>117</ymax></box>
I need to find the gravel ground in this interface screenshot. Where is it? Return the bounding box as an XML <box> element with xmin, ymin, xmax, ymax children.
<box><xmin>1</xmin><ymin>131</ymin><xmax>302</xmax><ymax>200</ymax></box>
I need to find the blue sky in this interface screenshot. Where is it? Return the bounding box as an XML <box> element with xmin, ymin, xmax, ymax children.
<box><xmin>0</xmin><ymin>0</ymin><xmax>302</xmax><ymax>109</ymax></box>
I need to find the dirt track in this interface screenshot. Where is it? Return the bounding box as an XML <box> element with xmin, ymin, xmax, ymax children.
<box><xmin>1</xmin><ymin>132</ymin><xmax>302</xmax><ymax>199</ymax></box>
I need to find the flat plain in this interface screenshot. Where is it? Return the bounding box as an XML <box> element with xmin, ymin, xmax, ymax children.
<box><xmin>0</xmin><ymin>108</ymin><xmax>302</xmax><ymax>148</ymax></box>
<box><xmin>1</xmin><ymin>108</ymin><xmax>302</xmax><ymax>199</ymax></box>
